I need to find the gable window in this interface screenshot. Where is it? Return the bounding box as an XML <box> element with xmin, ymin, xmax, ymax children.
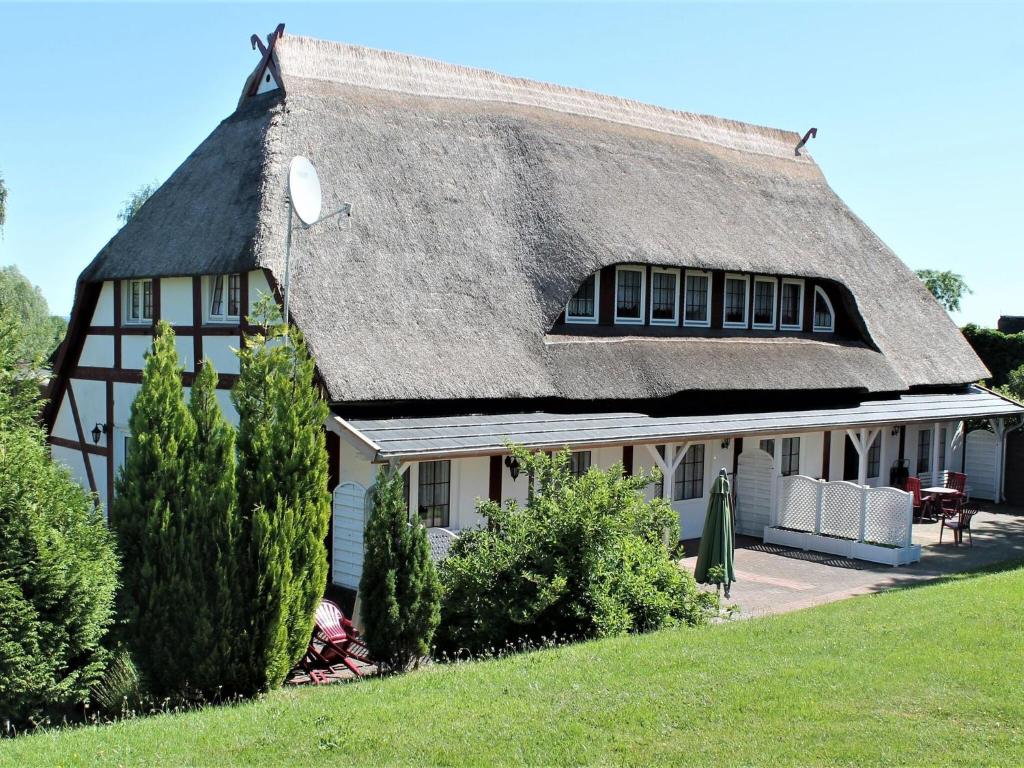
<box><xmin>723</xmin><ymin>274</ymin><xmax>749</xmax><ymax>328</ymax></box>
<box><xmin>126</xmin><ymin>279</ymin><xmax>153</xmax><ymax>324</ymax></box>
<box><xmin>916</xmin><ymin>429</ymin><xmax>932</xmax><ymax>475</ymax></box>
<box><xmin>208</xmin><ymin>273</ymin><xmax>242</xmax><ymax>322</ymax></box>
<box><xmin>780</xmin><ymin>279</ymin><xmax>804</xmax><ymax>331</ymax></box>
<box><xmin>683</xmin><ymin>270</ymin><xmax>711</xmax><ymax>327</ymax></box>
<box><xmin>570</xmin><ymin>450</ymin><xmax>592</xmax><ymax>477</ymax></box>
<box><xmin>650</xmin><ymin>267</ymin><xmax>680</xmax><ymax>325</ymax></box>
<box><xmin>812</xmin><ymin>286</ymin><xmax>835</xmax><ymax>333</ymax></box>
<box><xmin>614</xmin><ymin>266</ymin><xmax>645</xmax><ymax>324</ymax></box>
<box><xmin>781</xmin><ymin>437</ymin><xmax>800</xmax><ymax>476</ymax></box>
<box><xmin>417</xmin><ymin>460</ymin><xmax>450</xmax><ymax>527</ymax></box>
<box><xmin>566</xmin><ymin>272</ymin><xmax>599</xmax><ymax>324</ymax></box>
<box><xmin>867</xmin><ymin>434</ymin><xmax>881</xmax><ymax>479</ymax></box>
<box><xmin>673</xmin><ymin>444</ymin><xmax>705</xmax><ymax>501</ymax></box>
<box><xmin>752</xmin><ymin>277</ymin><xmax>777</xmax><ymax>329</ymax></box>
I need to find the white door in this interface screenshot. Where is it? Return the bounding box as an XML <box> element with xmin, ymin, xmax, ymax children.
<box><xmin>332</xmin><ymin>481</ymin><xmax>370</xmax><ymax>589</ymax></box>
<box><xmin>964</xmin><ymin>429</ymin><xmax>999</xmax><ymax>501</ymax></box>
<box><xmin>735</xmin><ymin>448</ymin><xmax>775</xmax><ymax>537</ymax></box>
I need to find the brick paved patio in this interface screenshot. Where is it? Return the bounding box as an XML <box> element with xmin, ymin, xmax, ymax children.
<box><xmin>682</xmin><ymin>503</ymin><xmax>1024</xmax><ymax>618</ymax></box>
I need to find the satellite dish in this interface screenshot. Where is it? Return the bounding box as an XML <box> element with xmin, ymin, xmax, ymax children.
<box><xmin>288</xmin><ymin>156</ymin><xmax>322</xmax><ymax>226</ymax></box>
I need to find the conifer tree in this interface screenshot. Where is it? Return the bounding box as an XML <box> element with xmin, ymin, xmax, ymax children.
<box><xmin>232</xmin><ymin>298</ymin><xmax>330</xmax><ymax>691</ymax></box>
<box><xmin>360</xmin><ymin>468</ymin><xmax>441</xmax><ymax>672</ymax></box>
<box><xmin>186</xmin><ymin>360</ymin><xmax>242</xmax><ymax>694</ymax></box>
<box><xmin>111</xmin><ymin>321</ymin><xmax>199</xmax><ymax>696</ymax></box>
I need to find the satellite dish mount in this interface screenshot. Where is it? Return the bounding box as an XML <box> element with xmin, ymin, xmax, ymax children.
<box><xmin>283</xmin><ymin>156</ymin><xmax>353</xmax><ymax>324</ymax></box>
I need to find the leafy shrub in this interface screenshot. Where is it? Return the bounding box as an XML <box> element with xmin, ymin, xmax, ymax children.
<box><xmin>435</xmin><ymin>447</ymin><xmax>716</xmax><ymax>657</ymax></box>
<box><xmin>0</xmin><ymin>307</ymin><xmax>118</xmax><ymax>730</ymax></box>
<box><xmin>962</xmin><ymin>324</ymin><xmax>1024</xmax><ymax>387</ymax></box>
<box><xmin>90</xmin><ymin>647</ymin><xmax>144</xmax><ymax>716</ymax></box>
<box><xmin>359</xmin><ymin>469</ymin><xmax>441</xmax><ymax>672</ymax></box>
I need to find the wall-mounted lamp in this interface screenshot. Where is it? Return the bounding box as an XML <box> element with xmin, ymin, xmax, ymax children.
<box><xmin>721</xmin><ymin>438</ymin><xmax>732</xmax><ymax>450</ymax></box>
<box><xmin>91</xmin><ymin>423</ymin><xmax>109</xmax><ymax>445</ymax></box>
<box><xmin>890</xmin><ymin>427</ymin><xmax>900</xmax><ymax>437</ymax></box>
<box><xmin>504</xmin><ymin>455</ymin><xmax>521</xmax><ymax>481</ymax></box>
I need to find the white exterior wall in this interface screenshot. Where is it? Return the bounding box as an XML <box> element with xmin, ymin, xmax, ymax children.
<box><xmin>202</xmin><ymin>336</ymin><xmax>241</xmax><ymax>375</ymax></box>
<box><xmin>79</xmin><ymin>335</ymin><xmax>115</xmax><ymax>368</ymax></box>
<box><xmin>92</xmin><ymin>281</ymin><xmax>115</xmax><ymax>325</ymax></box>
<box><xmin>161</xmin><ymin>277</ymin><xmax>193</xmax><ymax>326</ymax></box>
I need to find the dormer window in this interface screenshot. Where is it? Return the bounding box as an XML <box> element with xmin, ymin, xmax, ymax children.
<box><xmin>683</xmin><ymin>270</ymin><xmax>711</xmax><ymax>327</ymax></box>
<box><xmin>752</xmin><ymin>277</ymin><xmax>777</xmax><ymax>329</ymax></box>
<box><xmin>780</xmin><ymin>278</ymin><xmax>804</xmax><ymax>331</ymax></box>
<box><xmin>208</xmin><ymin>273</ymin><xmax>241</xmax><ymax>323</ymax></box>
<box><xmin>614</xmin><ymin>266</ymin><xmax>645</xmax><ymax>324</ymax></box>
<box><xmin>723</xmin><ymin>274</ymin><xmax>749</xmax><ymax>328</ymax></box>
<box><xmin>812</xmin><ymin>286</ymin><xmax>835</xmax><ymax>333</ymax></box>
<box><xmin>649</xmin><ymin>267</ymin><xmax>680</xmax><ymax>325</ymax></box>
<box><xmin>125</xmin><ymin>279</ymin><xmax>153</xmax><ymax>324</ymax></box>
<box><xmin>566</xmin><ymin>273</ymin><xmax>599</xmax><ymax>324</ymax></box>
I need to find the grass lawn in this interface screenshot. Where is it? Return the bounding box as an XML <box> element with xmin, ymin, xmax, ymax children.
<box><xmin>4</xmin><ymin>564</ymin><xmax>1023</xmax><ymax>767</ymax></box>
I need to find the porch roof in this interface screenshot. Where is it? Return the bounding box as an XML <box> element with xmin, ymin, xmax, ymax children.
<box><xmin>336</xmin><ymin>386</ymin><xmax>1023</xmax><ymax>462</ymax></box>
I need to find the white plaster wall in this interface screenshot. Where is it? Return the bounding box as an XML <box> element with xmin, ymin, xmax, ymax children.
<box><xmin>214</xmin><ymin>389</ymin><xmax>240</xmax><ymax>426</ymax></box>
<box><xmin>92</xmin><ymin>455</ymin><xmax>109</xmax><ymax>510</ymax></box>
<box><xmin>451</xmin><ymin>456</ymin><xmax>489</xmax><ymax>529</ymax></box>
<box><xmin>337</xmin><ymin>435</ymin><xmax>378</xmax><ymax>490</ymax></box>
<box><xmin>79</xmin><ymin>334</ymin><xmax>115</xmax><ymax>368</ymax></box>
<box><xmin>121</xmin><ymin>336</ymin><xmax>152</xmax><ymax>370</ymax></box>
<box><xmin>51</xmin><ymin>444</ymin><xmax>91</xmax><ymax>494</ymax></box>
<box><xmin>69</xmin><ymin>379</ymin><xmax>106</xmax><ymax>438</ymax></box>
<box><xmin>160</xmin><ymin>277</ymin><xmax>193</xmax><ymax>326</ymax></box>
<box><xmin>591</xmin><ymin>446</ymin><xmax>624</xmax><ymax>471</ymax></box>
<box><xmin>92</xmin><ymin>282</ymin><xmax>115</xmax><ymax>325</ymax></box>
<box><xmin>113</xmin><ymin>382</ymin><xmax>142</xmax><ymax>427</ymax></box>
<box><xmin>829</xmin><ymin>430</ymin><xmax>846</xmax><ymax>482</ymax></box>
<box><xmin>52</xmin><ymin>393</ymin><xmax>78</xmax><ymax>442</ymax></box>
<box><xmin>249</xmin><ymin>270</ymin><xmax>273</xmax><ymax>316</ymax></box>
<box><xmin>175</xmin><ymin>336</ymin><xmax>194</xmax><ymax>373</ymax></box>
<box><xmin>202</xmin><ymin>336</ymin><xmax>240</xmax><ymax>375</ymax></box>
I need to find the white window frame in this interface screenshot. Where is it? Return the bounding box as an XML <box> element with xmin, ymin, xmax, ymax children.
<box><xmin>751</xmin><ymin>276</ymin><xmax>778</xmax><ymax>330</ymax></box>
<box><xmin>205</xmin><ymin>273</ymin><xmax>242</xmax><ymax>324</ymax></box>
<box><xmin>682</xmin><ymin>269</ymin><xmax>712</xmax><ymax>328</ymax></box>
<box><xmin>565</xmin><ymin>271</ymin><xmax>600</xmax><ymax>324</ymax></box>
<box><xmin>614</xmin><ymin>265</ymin><xmax>646</xmax><ymax>325</ymax></box>
<box><xmin>722</xmin><ymin>273</ymin><xmax>750</xmax><ymax>329</ymax></box>
<box><xmin>124</xmin><ymin>278</ymin><xmax>153</xmax><ymax>325</ymax></box>
<box><xmin>648</xmin><ymin>266</ymin><xmax>680</xmax><ymax>326</ymax></box>
<box><xmin>812</xmin><ymin>286</ymin><xmax>836</xmax><ymax>333</ymax></box>
<box><xmin>779</xmin><ymin>278</ymin><xmax>805</xmax><ymax>331</ymax></box>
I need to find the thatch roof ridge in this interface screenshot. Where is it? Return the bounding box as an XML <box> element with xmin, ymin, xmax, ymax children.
<box><xmin>274</xmin><ymin>34</ymin><xmax>806</xmax><ymax>161</ymax></box>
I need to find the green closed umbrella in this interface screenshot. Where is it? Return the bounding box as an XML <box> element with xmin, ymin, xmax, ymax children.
<box><xmin>694</xmin><ymin>468</ymin><xmax>736</xmax><ymax>598</ymax></box>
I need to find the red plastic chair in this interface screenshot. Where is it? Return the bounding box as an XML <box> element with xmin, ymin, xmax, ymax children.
<box><xmin>940</xmin><ymin>500</ymin><xmax>979</xmax><ymax>547</ymax></box>
<box><xmin>945</xmin><ymin>471</ymin><xmax>967</xmax><ymax>496</ymax></box>
<box><xmin>302</xmin><ymin>600</ymin><xmax>372</xmax><ymax>679</ymax></box>
<box><xmin>904</xmin><ymin>476</ymin><xmax>933</xmax><ymax>520</ymax></box>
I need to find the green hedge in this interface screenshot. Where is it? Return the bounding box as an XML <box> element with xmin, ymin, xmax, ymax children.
<box><xmin>961</xmin><ymin>324</ymin><xmax>1024</xmax><ymax>387</ymax></box>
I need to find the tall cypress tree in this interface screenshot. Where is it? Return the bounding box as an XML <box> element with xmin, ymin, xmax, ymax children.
<box><xmin>232</xmin><ymin>298</ymin><xmax>330</xmax><ymax>691</ymax></box>
<box><xmin>112</xmin><ymin>321</ymin><xmax>198</xmax><ymax>696</ymax></box>
<box><xmin>360</xmin><ymin>468</ymin><xmax>440</xmax><ymax>672</ymax></box>
<box><xmin>186</xmin><ymin>360</ymin><xmax>241</xmax><ymax>694</ymax></box>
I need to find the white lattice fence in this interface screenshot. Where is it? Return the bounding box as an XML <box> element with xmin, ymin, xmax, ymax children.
<box><xmin>776</xmin><ymin>475</ymin><xmax>913</xmax><ymax>545</ymax></box>
<box><xmin>820</xmin><ymin>482</ymin><xmax>863</xmax><ymax>540</ymax></box>
<box><xmin>864</xmin><ymin>487</ymin><xmax>914</xmax><ymax>547</ymax></box>
<box><xmin>776</xmin><ymin>475</ymin><xmax>819</xmax><ymax>531</ymax></box>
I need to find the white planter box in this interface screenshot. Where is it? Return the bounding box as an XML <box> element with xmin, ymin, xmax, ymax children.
<box><xmin>764</xmin><ymin>527</ymin><xmax>921</xmax><ymax>567</ymax></box>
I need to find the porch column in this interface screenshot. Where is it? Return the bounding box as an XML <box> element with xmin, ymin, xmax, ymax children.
<box><xmin>878</xmin><ymin>427</ymin><xmax>890</xmax><ymax>486</ymax></box>
<box><xmin>646</xmin><ymin>442</ymin><xmax>689</xmax><ymax>501</ymax></box>
<box><xmin>993</xmin><ymin>418</ymin><xmax>1007</xmax><ymax>503</ymax></box>
<box><xmin>931</xmin><ymin>421</ymin><xmax>942</xmax><ymax>486</ymax></box>
<box><xmin>845</xmin><ymin>427</ymin><xmax>879</xmax><ymax>487</ymax></box>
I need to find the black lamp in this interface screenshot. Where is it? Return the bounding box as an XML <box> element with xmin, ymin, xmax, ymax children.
<box><xmin>91</xmin><ymin>423</ymin><xmax>108</xmax><ymax>444</ymax></box>
<box><xmin>504</xmin><ymin>455</ymin><xmax>521</xmax><ymax>480</ymax></box>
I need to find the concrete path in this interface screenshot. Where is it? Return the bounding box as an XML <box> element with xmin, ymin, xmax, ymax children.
<box><xmin>681</xmin><ymin>504</ymin><xmax>1024</xmax><ymax>618</ymax></box>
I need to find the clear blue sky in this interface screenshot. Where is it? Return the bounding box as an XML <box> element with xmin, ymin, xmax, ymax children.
<box><xmin>1</xmin><ymin>2</ymin><xmax>1021</xmax><ymax>325</ymax></box>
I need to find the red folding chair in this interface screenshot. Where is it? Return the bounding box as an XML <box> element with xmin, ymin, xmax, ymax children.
<box><xmin>904</xmin><ymin>476</ymin><xmax>933</xmax><ymax>521</ymax></box>
<box><xmin>302</xmin><ymin>599</ymin><xmax>372</xmax><ymax>679</ymax></box>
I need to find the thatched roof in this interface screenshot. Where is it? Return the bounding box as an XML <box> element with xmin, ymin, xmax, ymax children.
<box><xmin>80</xmin><ymin>33</ymin><xmax>988</xmax><ymax>404</ymax></box>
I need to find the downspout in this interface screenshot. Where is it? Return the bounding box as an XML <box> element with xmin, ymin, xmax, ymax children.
<box><xmin>999</xmin><ymin>419</ymin><xmax>1024</xmax><ymax>503</ymax></box>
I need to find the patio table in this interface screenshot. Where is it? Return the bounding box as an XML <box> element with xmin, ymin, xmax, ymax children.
<box><xmin>921</xmin><ymin>487</ymin><xmax>961</xmax><ymax>520</ymax></box>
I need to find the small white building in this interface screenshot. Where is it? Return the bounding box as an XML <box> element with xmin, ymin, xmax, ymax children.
<box><xmin>46</xmin><ymin>27</ymin><xmax>1022</xmax><ymax>589</ymax></box>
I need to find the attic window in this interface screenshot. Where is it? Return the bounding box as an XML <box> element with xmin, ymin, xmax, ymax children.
<box><xmin>208</xmin><ymin>274</ymin><xmax>241</xmax><ymax>322</ymax></box>
<box><xmin>683</xmin><ymin>270</ymin><xmax>711</xmax><ymax>327</ymax></box>
<box><xmin>566</xmin><ymin>273</ymin><xmax>599</xmax><ymax>324</ymax></box>
<box><xmin>650</xmin><ymin>267</ymin><xmax>680</xmax><ymax>325</ymax></box>
<box><xmin>812</xmin><ymin>286</ymin><xmax>835</xmax><ymax>333</ymax></box>
<box><xmin>723</xmin><ymin>274</ymin><xmax>749</xmax><ymax>328</ymax></box>
<box><xmin>752</xmin><ymin>277</ymin><xmax>777</xmax><ymax>329</ymax></box>
<box><xmin>126</xmin><ymin>279</ymin><xmax>153</xmax><ymax>324</ymax></box>
<box><xmin>780</xmin><ymin>279</ymin><xmax>804</xmax><ymax>331</ymax></box>
<box><xmin>614</xmin><ymin>266</ymin><xmax>645</xmax><ymax>324</ymax></box>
